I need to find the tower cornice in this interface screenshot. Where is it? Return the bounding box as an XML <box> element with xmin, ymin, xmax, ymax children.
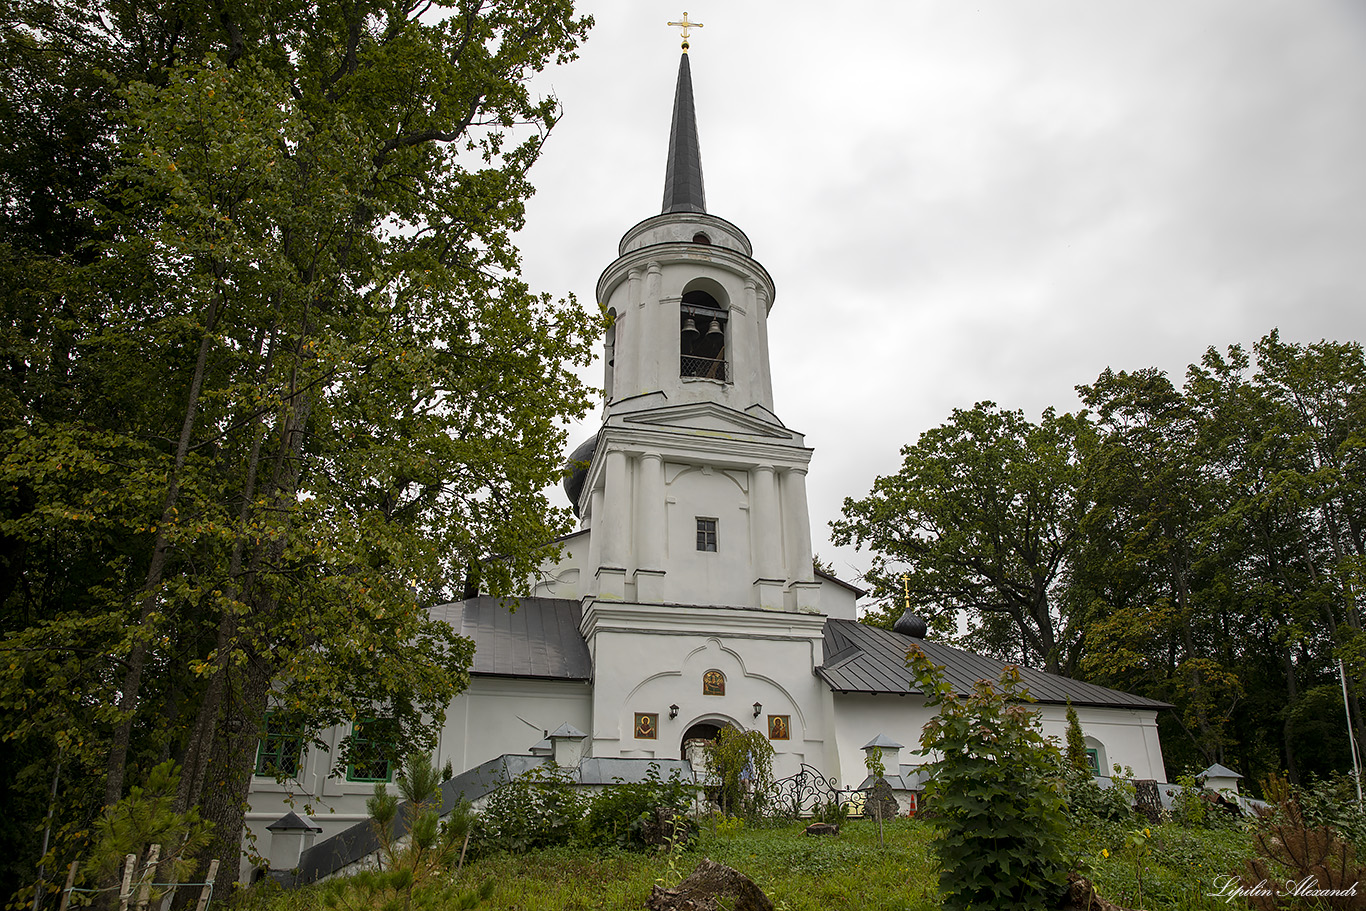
<box><xmin>597</xmin><ymin>238</ymin><xmax>775</xmax><ymax>313</ymax></box>
<box><xmin>617</xmin><ymin>211</ymin><xmax>753</xmax><ymax>258</ymax></box>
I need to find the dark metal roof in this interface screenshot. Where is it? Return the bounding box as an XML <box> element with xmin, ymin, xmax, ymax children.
<box><xmin>662</xmin><ymin>52</ymin><xmax>706</xmax><ymax>214</ymax></box>
<box><xmin>291</xmin><ymin>754</ymin><xmax>696</xmax><ymax>884</ymax></box>
<box><xmin>429</xmin><ymin>597</ymin><xmax>591</xmax><ymax>680</ymax></box>
<box><xmin>818</xmin><ymin>619</ymin><xmax>1170</xmax><ymax>710</ymax></box>
<box><xmin>294</xmin><ymin>754</ymin><xmax>550</xmax><ymax>884</ymax></box>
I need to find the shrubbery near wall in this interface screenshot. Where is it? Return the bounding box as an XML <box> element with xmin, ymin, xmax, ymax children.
<box><xmin>908</xmin><ymin>645</ymin><xmax>1072</xmax><ymax>911</ymax></box>
<box><xmin>468</xmin><ymin>763</ymin><xmax>697</xmax><ymax>856</ymax></box>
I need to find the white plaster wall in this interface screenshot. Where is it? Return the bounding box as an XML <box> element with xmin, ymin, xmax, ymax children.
<box><xmin>532</xmin><ymin>531</ymin><xmax>589</xmax><ymax>600</ymax></box>
<box><xmin>830</xmin><ymin>693</ymin><xmax>1169</xmax><ymax>790</ymax></box>
<box><xmin>437</xmin><ymin>676</ymin><xmax>592</xmax><ymax>773</ymax></box>
<box><xmin>830</xmin><ymin>693</ymin><xmax>936</xmax><ymax>789</ymax></box>
<box><xmin>244</xmin><ymin>676</ymin><xmax>593</xmax><ymax>852</ymax></box>
<box><xmin>818</xmin><ymin>578</ymin><xmax>859</xmax><ymax>621</ymax></box>
<box><xmin>1036</xmin><ymin>703</ymin><xmax>1168</xmax><ymax>783</ymax></box>
<box><xmin>244</xmin><ymin>720</ymin><xmax>404</xmax><ymax>848</ymax></box>
<box><xmin>663</xmin><ymin>463</ymin><xmax>754</xmax><ymax>607</ymax></box>
<box><xmin>582</xmin><ymin>604</ymin><xmax>832</xmax><ymax>782</ymax></box>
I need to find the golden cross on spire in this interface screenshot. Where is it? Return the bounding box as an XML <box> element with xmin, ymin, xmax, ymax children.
<box><xmin>667</xmin><ymin>11</ymin><xmax>703</xmax><ymax>51</ymax></box>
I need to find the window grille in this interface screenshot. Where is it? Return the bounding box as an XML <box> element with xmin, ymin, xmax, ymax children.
<box><xmin>347</xmin><ymin>718</ymin><xmax>397</xmax><ymax>782</ymax></box>
<box><xmin>696</xmin><ymin>517</ymin><xmax>718</xmax><ymax>552</ymax></box>
<box><xmin>254</xmin><ymin>715</ymin><xmax>302</xmax><ymax>777</ymax></box>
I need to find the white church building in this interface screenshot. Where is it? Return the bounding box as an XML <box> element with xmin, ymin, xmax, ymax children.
<box><xmin>246</xmin><ymin>48</ymin><xmax>1169</xmax><ymax>881</ymax></box>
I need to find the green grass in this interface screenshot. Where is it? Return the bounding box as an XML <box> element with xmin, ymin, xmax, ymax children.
<box><xmin>459</xmin><ymin>818</ymin><xmax>939</xmax><ymax>911</ymax></box>
<box><xmin>1076</xmin><ymin>823</ymin><xmax>1259</xmax><ymax>911</ymax></box>
<box><xmin>250</xmin><ymin>818</ymin><xmax>1260</xmax><ymax>911</ymax></box>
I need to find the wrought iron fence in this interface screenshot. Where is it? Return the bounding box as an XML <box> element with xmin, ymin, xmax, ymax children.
<box><xmin>763</xmin><ymin>763</ymin><xmax>869</xmax><ymax>819</ymax></box>
<box><xmin>680</xmin><ymin>355</ymin><xmax>727</xmax><ymax>381</ymax></box>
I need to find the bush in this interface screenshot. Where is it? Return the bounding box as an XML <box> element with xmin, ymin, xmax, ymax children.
<box><xmin>1298</xmin><ymin>772</ymin><xmax>1366</xmax><ymax>846</ymax></box>
<box><xmin>1244</xmin><ymin>774</ymin><xmax>1365</xmax><ymax>911</ymax></box>
<box><xmin>579</xmin><ymin>763</ymin><xmax>697</xmax><ymax>851</ymax></box>
<box><xmin>1168</xmin><ymin>773</ymin><xmax>1239</xmax><ymax>831</ymax></box>
<box><xmin>474</xmin><ymin>762</ymin><xmax>700</xmax><ymax>857</ymax></box>
<box><xmin>909</xmin><ymin>645</ymin><xmax>1071</xmax><ymax>911</ymax></box>
<box><xmin>1063</xmin><ymin>766</ymin><xmax>1134</xmax><ymax>827</ymax></box>
<box><xmin>475</xmin><ymin>764</ymin><xmax>587</xmax><ymax>855</ymax></box>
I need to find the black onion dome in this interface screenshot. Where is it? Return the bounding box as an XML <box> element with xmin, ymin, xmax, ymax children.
<box><xmin>562</xmin><ymin>436</ymin><xmax>597</xmax><ymax>517</ymax></box>
<box><xmin>892</xmin><ymin>608</ymin><xmax>927</xmax><ymax>639</ymax></box>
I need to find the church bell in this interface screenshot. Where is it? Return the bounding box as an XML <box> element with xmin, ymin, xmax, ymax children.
<box><xmin>706</xmin><ymin>318</ymin><xmax>723</xmax><ymax>339</ymax></box>
<box><xmin>682</xmin><ymin>317</ymin><xmax>700</xmax><ymax>341</ymax></box>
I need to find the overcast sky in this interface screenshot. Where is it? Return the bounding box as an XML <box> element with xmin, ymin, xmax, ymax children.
<box><xmin>513</xmin><ymin>1</ymin><xmax>1366</xmax><ymax>601</ymax></box>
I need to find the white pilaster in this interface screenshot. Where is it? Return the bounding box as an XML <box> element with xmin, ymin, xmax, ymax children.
<box><xmin>635</xmin><ymin>451</ymin><xmax>667</xmax><ymax>603</ymax></box>
<box><xmin>781</xmin><ymin>467</ymin><xmax>819</xmax><ymax>611</ymax></box>
<box><xmin>755</xmin><ymin>285</ymin><xmax>774</xmax><ymax>411</ymax></box>
<box><xmin>640</xmin><ymin>262</ymin><xmax>663</xmax><ymax>392</ymax></box>
<box><xmin>585</xmin><ymin>486</ymin><xmax>605</xmax><ymax>596</ymax></box>
<box><xmin>626</xmin><ymin>267</ymin><xmax>643</xmax><ymax>396</ymax></box>
<box><xmin>598</xmin><ymin>449</ymin><xmax>631</xmax><ymax>599</ymax></box>
<box><xmin>751</xmin><ymin>464</ymin><xmax>785</xmax><ymax>610</ymax></box>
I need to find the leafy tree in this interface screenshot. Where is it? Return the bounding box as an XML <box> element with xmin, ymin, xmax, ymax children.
<box><xmin>833</xmin><ymin>402</ymin><xmax>1094</xmax><ymax>674</ymax></box>
<box><xmin>1</xmin><ymin>0</ymin><xmax>596</xmax><ymax>896</ymax></box>
<box><xmin>1075</xmin><ymin>367</ymin><xmax>1243</xmax><ymax>766</ymax></box>
<box><xmin>909</xmin><ymin>645</ymin><xmax>1070</xmax><ymax>911</ymax></box>
<box><xmin>1064</xmin><ymin>702</ymin><xmax>1089</xmax><ymax>773</ymax></box>
<box><xmin>702</xmin><ymin>727</ymin><xmax>775</xmax><ymax>820</ymax></box>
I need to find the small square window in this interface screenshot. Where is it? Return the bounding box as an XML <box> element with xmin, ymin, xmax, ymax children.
<box><xmin>696</xmin><ymin>518</ymin><xmax>717</xmax><ymax>552</ymax></box>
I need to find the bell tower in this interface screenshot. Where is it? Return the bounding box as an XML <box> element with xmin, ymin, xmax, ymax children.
<box><xmin>563</xmin><ymin>45</ymin><xmax>818</xmax><ymax>614</ymax></box>
<box><xmin>544</xmin><ymin>34</ymin><xmax>837</xmax><ymax>778</ymax></box>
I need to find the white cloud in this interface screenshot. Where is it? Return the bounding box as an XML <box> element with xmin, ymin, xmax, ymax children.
<box><xmin>516</xmin><ymin>0</ymin><xmax>1366</xmax><ymax>593</ymax></box>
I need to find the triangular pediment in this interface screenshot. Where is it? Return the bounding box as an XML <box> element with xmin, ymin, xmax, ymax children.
<box><xmin>618</xmin><ymin>402</ymin><xmax>794</xmax><ymax>440</ymax></box>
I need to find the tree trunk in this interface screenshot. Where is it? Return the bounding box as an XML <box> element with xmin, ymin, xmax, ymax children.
<box><xmin>105</xmin><ymin>292</ymin><xmax>223</xmax><ymax>807</ymax></box>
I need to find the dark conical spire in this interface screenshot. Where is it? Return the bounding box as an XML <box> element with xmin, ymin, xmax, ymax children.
<box><xmin>662</xmin><ymin>52</ymin><xmax>706</xmax><ymax>215</ymax></box>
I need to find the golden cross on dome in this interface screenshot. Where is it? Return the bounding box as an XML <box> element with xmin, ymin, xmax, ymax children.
<box><xmin>901</xmin><ymin>574</ymin><xmax>911</xmax><ymax>611</ymax></box>
<box><xmin>667</xmin><ymin>12</ymin><xmax>703</xmax><ymax>51</ymax></box>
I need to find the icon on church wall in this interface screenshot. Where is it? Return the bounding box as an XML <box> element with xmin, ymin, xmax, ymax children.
<box><xmin>702</xmin><ymin>669</ymin><xmax>726</xmax><ymax>696</ymax></box>
<box><xmin>768</xmin><ymin>715</ymin><xmax>790</xmax><ymax>741</ymax></box>
<box><xmin>634</xmin><ymin>713</ymin><xmax>658</xmax><ymax>739</ymax></box>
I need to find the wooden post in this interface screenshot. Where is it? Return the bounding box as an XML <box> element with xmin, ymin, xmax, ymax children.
<box><xmin>57</xmin><ymin>861</ymin><xmax>77</xmax><ymax>911</ymax></box>
<box><xmin>135</xmin><ymin>845</ymin><xmax>159</xmax><ymax>911</ymax></box>
<box><xmin>117</xmin><ymin>855</ymin><xmax>136</xmax><ymax>911</ymax></box>
<box><xmin>193</xmin><ymin>860</ymin><xmax>218</xmax><ymax>911</ymax></box>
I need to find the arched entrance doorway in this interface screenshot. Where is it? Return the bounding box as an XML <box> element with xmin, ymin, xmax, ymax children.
<box><xmin>681</xmin><ymin>721</ymin><xmax>722</xmax><ymax>759</ymax></box>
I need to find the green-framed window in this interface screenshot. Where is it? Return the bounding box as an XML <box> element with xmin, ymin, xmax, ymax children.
<box><xmin>1086</xmin><ymin>748</ymin><xmax>1101</xmax><ymax>775</ymax></box>
<box><xmin>255</xmin><ymin>714</ymin><xmax>303</xmax><ymax>777</ymax></box>
<box><xmin>346</xmin><ymin>718</ymin><xmax>396</xmax><ymax>782</ymax></box>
